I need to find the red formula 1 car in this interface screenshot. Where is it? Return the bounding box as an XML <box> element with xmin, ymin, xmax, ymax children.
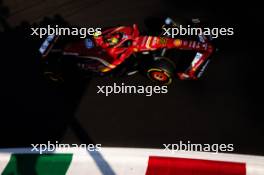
<box><xmin>39</xmin><ymin>18</ymin><xmax>214</xmax><ymax>85</ymax></box>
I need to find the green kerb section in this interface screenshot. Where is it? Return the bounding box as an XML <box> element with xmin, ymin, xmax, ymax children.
<box><xmin>2</xmin><ymin>154</ymin><xmax>73</xmax><ymax>175</ymax></box>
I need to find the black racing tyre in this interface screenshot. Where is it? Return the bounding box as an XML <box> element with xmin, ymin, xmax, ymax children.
<box><xmin>146</xmin><ymin>57</ymin><xmax>175</xmax><ymax>85</ymax></box>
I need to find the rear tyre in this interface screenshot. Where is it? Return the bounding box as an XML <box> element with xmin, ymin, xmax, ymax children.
<box><xmin>146</xmin><ymin>57</ymin><xmax>175</xmax><ymax>85</ymax></box>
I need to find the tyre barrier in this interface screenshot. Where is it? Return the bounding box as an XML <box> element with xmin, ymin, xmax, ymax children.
<box><xmin>0</xmin><ymin>147</ymin><xmax>263</xmax><ymax>175</ymax></box>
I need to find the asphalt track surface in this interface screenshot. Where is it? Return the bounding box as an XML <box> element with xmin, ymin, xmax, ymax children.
<box><xmin>0</xmin><ymin>0</ymin><xmax>263</xmax><ymax>155</ymax></box>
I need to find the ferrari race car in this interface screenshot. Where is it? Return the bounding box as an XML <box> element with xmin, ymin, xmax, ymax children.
<box><xmin>39</xmin><ymin>17</ymin><xmax>215</xmax><ymax>85</ymax></box>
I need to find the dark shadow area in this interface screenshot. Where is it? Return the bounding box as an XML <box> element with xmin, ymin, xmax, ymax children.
<box><xmin>0</xmin><ymin>13</ymin><xmax>116</xmax><ymax>174</ymax></box>
<box><xmin>70</xmin><ymin>118</ymin><xmax>95</xmax><ymax>144</ymax></box>
<box><xmin>0</xmin><ymin>15</ymin><xmax>91</xmax><ymax>147</ymax></box>
<box><xmin>0</xmin><ymin>0</ymin><xmax>10</xmax><ymax>31</ymax></box>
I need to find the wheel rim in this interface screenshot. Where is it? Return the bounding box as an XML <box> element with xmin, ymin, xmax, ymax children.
<box><xmin>147</xmin><ymin>68</ymin><xmax>172</xmax><ymax>85</ymax></box>
<box><xmin>151</xmin><ymin>71</ymin><xmax>168</xmax><ymax>82</ymax></box>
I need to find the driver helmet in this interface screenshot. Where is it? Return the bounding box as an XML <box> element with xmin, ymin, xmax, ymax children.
<box><xmin>106</xmin><ymin>33</ymin><xmax>122</xmax><ymax>46</ymax></box>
